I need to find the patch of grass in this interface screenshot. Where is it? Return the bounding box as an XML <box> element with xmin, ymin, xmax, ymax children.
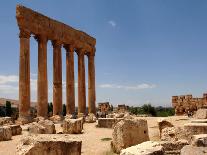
<box><xmin>101</xmin><ymin>137</ymin><xmax>112</xmax><ymax>141</ymax></box>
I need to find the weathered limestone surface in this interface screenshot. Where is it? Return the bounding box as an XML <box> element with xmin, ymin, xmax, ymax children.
<box><xmin>120</xmin><ymin>141</ymin><xmax>164</xmax><ymax>155</ymax></box>
<box><xmin>16</xmin><ymin>134</ymin><xmax>82</xmax><ymax>155</ymax></box>
<box><xmin>158</xmin><ymin>119</ymin><xmax>174</xmax><ymax>138</ymax></box>
<box><xmin>28</xmin><ymin>120</ymin><xmax>55</xmax><ymax>134</ymax></box>
<box><xmin>184</xmin><ymin>123</ymin><xmax>207</xmax><ymax>137</ymax></box>
<box><xmin>0</xmin><ymin>126</ymin><xmax>12</xmax><ymax>141</ymax></box>
<box><xmin>191</xmin><ymin>134</ymin><xmax>207</xmax><ymax>147</ymax></box>
<box><xmin>195</xmin><ymin>109</ymin><xmax>207</xmax><ymax>119</ymax></box>
<box><xmin>160</xmin><ymin>140</ymin><xmax>189</xmax><ymax>154</ymax></box>
<box><xmin>172</xmin><ymin>93</ymin><xmax>207</xmax><ymax>115</ymax></box>
<box><xmin>97</xmin><ymin>118</ymin><xmax>123</xmax><ymax>128</ymax></box>
<box><xmin>0</xmin><ymin>117</ymin><xmax>13</xmax><ymax>125</ymax></box>
<box><xmin>85</xmin><ymin>113</ymin><xmax>96</xmax><ymax>123</ymax></box>
<box><xmin>180</xmin><ymin>145</ymin><xmax>207</xmax><ymax>155</ymax></box>
<box><xmin>63</xmin><ymin>118</ymin><xmax>83</xmax><ymax>134</ymax></box>
<box><xmin>50</xmin><ymin>115</ymin><xmax>64</xmax><ymax>123</ymax></box>
<box><xmin>9</xmin><ymin>125</ymin><xmax>22</xmax><ymax>136</ymax></box>
<box><xmin>111</xmin><ymin>119</ymin><xmax>149</xmax><ymax>153</ymax></box>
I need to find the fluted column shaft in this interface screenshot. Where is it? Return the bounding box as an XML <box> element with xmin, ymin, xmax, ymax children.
<box><xmin>65</xmin><ymin>45</ymin><xmax>75</xmax><ymax>115</ymax></box>
<box><xmin>19</xmin><ymin>29</ymin><xmax>31</xmax><ymax>119</ymax></box>
<box><xmin>36</xmin><ymin>35</ymin><xmax>48</xmax><ymax>117</ymax></box>
<box><xmin>88</xmin><ymin>51</ymin><xmax>96</xmax><ymax>114</ymax></box>
<box><xmin>77</xmin><ymin>49</ymin><xmax>86</xmax><ymax>114</ymax></box>
<box><xmin>52</xmin><ymin>41</ymin><xmax>62</xmax><ymax>115</ymax></box>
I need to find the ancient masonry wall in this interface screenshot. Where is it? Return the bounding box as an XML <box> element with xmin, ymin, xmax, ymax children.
<box><xmin>172</xmin><ymin>93</ymin><xmax>207</xmax><ymax>115</ymax></box>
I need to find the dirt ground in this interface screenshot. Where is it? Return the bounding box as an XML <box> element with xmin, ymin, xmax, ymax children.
<box><xmin>0</xmin><ymin>116</ymin><xmax>193</xmax><ymax>155</ymax></box>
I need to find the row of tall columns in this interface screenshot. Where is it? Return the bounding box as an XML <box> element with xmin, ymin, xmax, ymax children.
<box><xmin>18</xmin><ymin>29</ymin><xmax>96</xmax><ymax>120</ymax></box>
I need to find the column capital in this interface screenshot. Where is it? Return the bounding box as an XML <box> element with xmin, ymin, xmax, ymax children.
<box><xmin>63</xmin><ymin>44</ymin><xmax>74</xmax><ymax>53</ymax></box>
<box><xmin>76</xmin><ymin>48</ymin><xmax>85</xmax><ymax>56</ymax></box>
<box><xmin>52</xmin><ymin>40</ymin><xmax>62</xmax><ymax>48</ymax></box>
<box><xmin>19</xmin><ymin>29</ymin><xmax>30</xmax><ymax>39</ymax></box>
<box><xmin>34</xmin><ymin>35</ymin><xmax>48</xmax><ymax>43</ymax></box>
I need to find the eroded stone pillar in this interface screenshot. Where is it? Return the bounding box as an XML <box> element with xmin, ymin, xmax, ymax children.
<box><xmin>52</xmin><ymin>40</ymin><xmax>62</xmax><ymax>115</ymax></box>
<box><xmin>64</xmin><ymin>45</ymin><xmax>75</xmax><ymax>115</ymax></box>
<box><xmin>88</xmin><ymin>49</ymin><xmax>96</xmax><ymax>114</ymax></box>
<box><xmin>36</xmin><ymin>35</ymin><xmax>48</xmax><ymax>118</ymax></box>
<box><xmin>19</xmin><ymin>29</ymin><xmax>31</xmax><ymax>121</ymax></box>
<box><xmin>77</xmin><ymin>49</ymin><xmax>86</xmax><ymax>115</ymax></box>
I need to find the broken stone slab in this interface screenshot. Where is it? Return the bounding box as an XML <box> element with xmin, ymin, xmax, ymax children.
<box><xmin>38</xmin><ymin>119</ymin><xmax>56</xmax><ymax>134</ymax></box>
<box><xmin>111</xmin><ymin>119</ymin><xmax>149</xmax><ymax>153</ymax></box>
<box><xmin>49</xmin><ymin>115</ymin><xmax>64</xmax><ymax>124</ymax></box>
<box><xmin>160</xmin><ymin>139</ymin><xmax>189</xmax><ymax>154</ymax></box>
<box><xmin>184</xmin><ymin>123</ymin><xmax>207</xmax><ymax>138</ymax></box>
<box><xmin>85</xmin><ymin>113</ymin><xmax>96</xmax><ymax>123</ymax></box>
<box><xmin>0</xmin><ymin>117</ymin><xmax>13</xmax><ymax>125</ymax></box>
<box><xmin>97</xmin><ymin>118</ymin><xmax>123</xmax><ymax>128</ymax></box>
<box><xmin>16</xmin><ymin>134</ymin><xmax>82</xmax><ymax>155</ymax></box>
<box><xmin>191</xmin><ymin>134</ymin><xmax>207</xmax><ymax>147</ymax></box>
<box><xmin>120</xmin><ymin>141</ymin><xmax>164</xmax><ymax>155</ymax></box>
<box><xmin>195</xmin><ymin>109</ymin><xmax>207</xmax><ymax>119</ymax></box>
<box><xmin>180</xmin><ymin>145</ymin><xmax>207</xmax><ymax>155</ymax></box>
<box><xmin>63</xmin><ymin>118</ymin><xmax>83</xmax><ymax>134</ymax></box>
<box><xmin>9</xmin><ymin>124</ymin><xmax>22</xmax><ymax>136</ymax></box>
<box><xmin>158</xmin><ymin>119</ymin><xmax>174</xmax><ymax>137</ymax></box>
<box><xmin>28</xmin><ymin>119</ymin><xmax>56</xmax><ymax>134</ymax></box>
<box><xmin>0</xmin><ymin>126</ymin><xmax>12</xmax><ymax>141</ymax></box>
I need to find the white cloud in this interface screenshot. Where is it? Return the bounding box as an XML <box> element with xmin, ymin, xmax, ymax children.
<box><xmin>98</xmin><ymin>83</ymin><xmax>157</xmax><ymax>90</ymax></box>
<box><xmin>108</xmin><ymin>20</ymin><xmax>116</xmax><ymax>28</ymax></box>
<box><xmin>0</xmin><ymin>75</ymin><xmax>18</xmax><ymax>84</ymax></box>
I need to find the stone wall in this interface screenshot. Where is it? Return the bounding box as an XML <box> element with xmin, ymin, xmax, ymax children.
<box><xmin>172</xmin><ymin>93</ymin><xmax>207</xmax><ymax>115</ymax></box>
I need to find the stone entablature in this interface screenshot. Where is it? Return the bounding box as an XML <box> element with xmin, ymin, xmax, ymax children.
<box><xmin>172</xmin><ymin>93</ymin><xmax>207</xmax><ymax>115</ymax></box>
<box><xmin>16</xmin><ymin>5</ymin><xmax>96</xmax><ymax>123</ymax></box>
<box><xmin>16</xmin><ymin>5</ymin><xmax>95</xmax><ymax>53</ymax></box>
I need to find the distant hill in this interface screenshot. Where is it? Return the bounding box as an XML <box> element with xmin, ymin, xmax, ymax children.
<box><xmin>0</xmin><ymin>98</ymin><xmax>36</xmax><ymax>107</ymax></box>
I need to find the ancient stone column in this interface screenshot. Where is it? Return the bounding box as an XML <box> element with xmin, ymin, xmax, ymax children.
<box><xmin>52</xmin><ymin>40</ymin><xmax>62</xmax><ymax>115</ymax></box>
<box><xmin>64</xmin><ymin>45</ymin><xmax>75</xmax><ymax>115</ymax></box>
<box><xmin>77</xmin><ymin>49</ymin><xmax>86</xmax><ymax>115</ymax></box>
<box><xmin>35</xmin><ymin>35</ymin><xmax>48</xmax><ymax>118</ymax></box>
<box><xmin>88</xmin><ymin>49</ymin><xmax>96</xmax><ymax>114</ymax></box>
<box><xmin>19</xmin><ymin>29</ymin><xmax>31</xmax><ymax>121</ymax></box>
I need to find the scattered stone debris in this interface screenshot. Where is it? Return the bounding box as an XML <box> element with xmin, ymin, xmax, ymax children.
<box><xmin>0</xmin><ymin>117</ymin><xmax>13</xmax><ymax>125</ymax></box>
<box><xmin>63</xmin><ymin>118</ymin><xmax>83</xmax><ymax>134</ymax></box>
<box><xmin>180</xmin><ymin>145</ymin><xmax>207</xmax><ymax>155</ymax></box>
<box><xmin>158</xmin><ymin>119</ymin><xmax>174</xmax><ymax>138</ymax></box>
<box><xmin>111</xmin><ymin>119</ymin><xmax>149</xmax><ymax>153</ymax></box>
<box><xmin>195</xmin><ymin>109</ymin><xmax>207</xmax><ymax>119</ymax></box>
<box><xmin>120</xmin><ymin>141</ymin><xmax>164</xmax><ymax>155</ymax></box>
<box><xmin>85</xmin><ymin>113</ymin><xmax>96</xmax><ymax>123</ymax></box>
<box><xmin>16</xmin><ymin>134</ymin><xmax>82</xmax><ymax>155</ymax></box>
<box><xmin>191</xmin><ymin>134</ymin><xmax>207</xmax><ymax>147</ymax></box>
<box><xmin>49</xmin><ymin>115</ymin><xmax>64</xmax><ymax>124</ymax></box>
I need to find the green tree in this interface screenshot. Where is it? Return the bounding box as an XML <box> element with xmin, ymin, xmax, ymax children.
<box><xmin>48</xmin><ymin>102</ymin><xmax>53</xmax><ymax>114</ymax></box>
<box><xmin>5</xmin><ymin>101</ymin><xmax>12</xmax><ymax>116</ymax></box>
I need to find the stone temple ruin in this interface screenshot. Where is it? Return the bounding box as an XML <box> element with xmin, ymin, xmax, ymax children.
<box><xmin>172</xmin><ymin>93</ymin><xmax>207</xmax><ymax>115</ymax></box>
<box><xmin>16</xmin><ymin>5</ymin><xmax>96</xmax><ymax>123</ymax></box>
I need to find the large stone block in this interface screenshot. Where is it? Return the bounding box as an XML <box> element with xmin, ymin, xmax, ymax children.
<box><xmin>191</xmin><ymin>134</ymin><xmax>207</xmax><ymax>147</ymax></box>
<box><xmin>49</xmin><ymin>115</ymin><xmax>64</xmax><ymax>124</ymax></box>
<box><xmin>85</xmin><ymin>113</ymin><xmax>96</xmax><ymax>123</ymax></box>
<box><xmin>195</xmin><ymin>109</ymin><xmax>207</xmax><ymax>119</ymax></box>
<box><xmin>158</xmin><ymin>119</ymin><xmax>174</xmax><ymax>138</ymax></box>
<box><xmin>16</xmin><ymin>134</ymin><xmax>82</xmax><ymax>155</ymax></box>
<box><xmin>97</xmin><ymin>118</ymin><xmax>123</xmax><ymax>128</ymax></box>
<box><xmin>120</xmin><ymin>141</ymin><xmax>164</xmax><ymax>155</ymax></box>
<box><xmin>184</xmin><ymin>123</ymin><xmax>207</xmax><ymax>137</ymax></box>
<box><xmin>63</xmin><ymin>118</ymin><xmax>83</xmax><ymax>134</ymax></box>
<box><xmin>9</xmin><ymin>125</ymin><xmax>22</xmax><ymax>136</ymax></box>
<box><xmin>28</xmin><ymin>120</ymin><xmax>55</xmax><ymax>134</ymax></box>
<box><xmin>181</xmin><ymin>145</ymin><xmax>207</xmax><ymax>155</ymax></box>
<box><xmin>0</xmin><ymin>126</ymin><xmax>12</xmax><ymax>141</ymax></box>
<box><xmin>111</xmin><ymin>119</ymin><xmax>149</xmax><ymax>153</ymax></box>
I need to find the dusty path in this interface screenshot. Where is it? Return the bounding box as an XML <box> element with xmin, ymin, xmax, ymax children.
<box><xmin>0</xmin><ymin>116</ymin><xmax>192</xmax><ymax>155</ymax></box>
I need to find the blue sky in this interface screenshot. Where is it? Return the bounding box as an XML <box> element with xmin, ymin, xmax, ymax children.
<box><xmin>0</xmin><ymin>0</ymin><xmax>207</xmax><ymax>107</ymax></box>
